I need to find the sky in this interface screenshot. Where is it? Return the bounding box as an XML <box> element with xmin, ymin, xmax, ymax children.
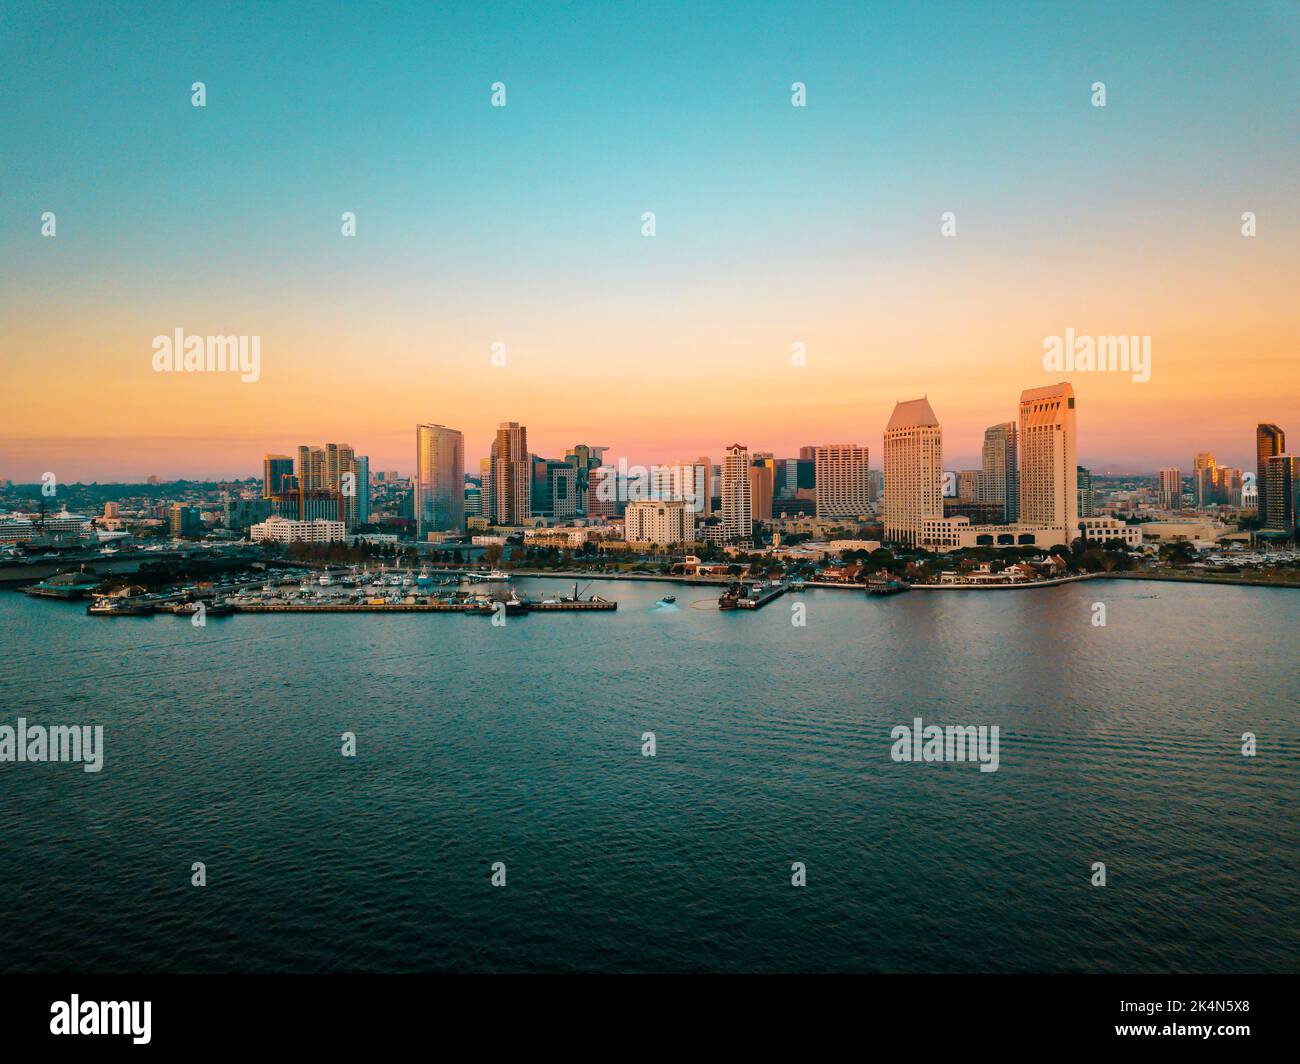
<box><xmin>1</xmin><ymin>0</ymin><xmax>1297</xmax><ymax>481</ymax></box>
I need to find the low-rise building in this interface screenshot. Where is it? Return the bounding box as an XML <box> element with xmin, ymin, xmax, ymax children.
<box><xmin>625</xmin><ymin>499</ymin><xmax>692</xmax><ymax>546</ymax></box>
<box><xmin>249</xmin><ymin>516</ymin><xmax>346</xmax><ymax>544</ymax></box>
<box><xmin>1077</xmin><ymin>517</ymin><xmax>1144</xmax><ymax>548</ymax></box>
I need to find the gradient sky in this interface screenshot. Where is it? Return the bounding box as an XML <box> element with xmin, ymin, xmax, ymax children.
<box><xmin>1</xmin><ymin>0</ymin><xmax>1296</xmax><ymax>481</ymax></box>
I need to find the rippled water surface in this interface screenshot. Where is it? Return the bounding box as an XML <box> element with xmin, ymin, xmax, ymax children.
<box><xmin>1</xmin><ymin>578</ymin><xmax>1296</xmax><ymax>972</ymax></box>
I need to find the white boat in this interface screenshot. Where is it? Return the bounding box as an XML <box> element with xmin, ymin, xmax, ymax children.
<box><xmin>479</xmin><ymin>570</ymin><xmax>510</xmax><ymax>582</ymax></box>
<box><xmin>319</xmin><ymin>573</ymin><xmax>333</xmax><ymax>586</ymax></box>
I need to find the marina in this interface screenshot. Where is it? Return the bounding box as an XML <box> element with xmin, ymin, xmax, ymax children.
<box><xmin>66</xmin><ymin>570</ymin><xmax>618</xmax><ymax>616</ymax></box>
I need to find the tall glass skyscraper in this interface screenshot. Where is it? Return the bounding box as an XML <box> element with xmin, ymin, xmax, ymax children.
<box><xmin>1256</xmin><ymin>424</ymin><xmax>1286</xmax><ymax>518</ymax></box>
<box><xmin>978</xmin><ymin>422</ymin><xmax>1018</xmax><ymax>524</ymax></box>
<box><xmin>415</xmin><ymin>423</ymin><xmax>465</xmax><ymax>538</ymax></box>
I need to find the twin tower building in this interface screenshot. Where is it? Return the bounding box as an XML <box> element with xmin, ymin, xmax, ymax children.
<box><xmin>883</xmin><ymin>382</ymin><xmax>1084</xmax><ymax>551</ymax></box>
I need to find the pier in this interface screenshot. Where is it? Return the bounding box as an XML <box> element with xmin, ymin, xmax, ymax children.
<box><xmin>736</xmin><ymin>583</ymin><xmax>787</xmax><ymax>609</ymax></box>
<box><xmin>230</xmin><ymin>599</ymin><xmax>616</xmax><ymax>614</ymax></box>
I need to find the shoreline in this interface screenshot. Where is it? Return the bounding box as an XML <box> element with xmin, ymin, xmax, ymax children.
<box><xmin>506</xmin><ymin>568</ymin><xmax>1300</xmax><ymax>591</ymax></box>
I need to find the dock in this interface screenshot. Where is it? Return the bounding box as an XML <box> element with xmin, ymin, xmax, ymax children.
<box><xmin>736</xmin><ymin>583</ymin><xmax>787</xmax><ymax>609</ymax></box>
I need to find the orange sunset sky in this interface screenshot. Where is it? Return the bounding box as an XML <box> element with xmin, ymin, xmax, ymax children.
<box><xmin>2</xmin><ymin>2</ymin><xmax>1296</xmax><ymax>481</ymax></box>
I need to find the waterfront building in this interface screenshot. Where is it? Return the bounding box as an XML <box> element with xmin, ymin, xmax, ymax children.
<box><xmin>1017</xmin><ymin>382</ymin><xmax>1077</xmax><ymax>538</ymax></box>
<box><xmin>249</xmin><ymin>515</ymin><xmax>346</xmax><ymax>544</ymax></box>
<box><xmin>1139</xmin><ymin>519</ymin><xmax>1230</xmax><ymax>548</ymax></box>
<box><xmin>415</xmin><ymin>423</ymin><xmax>465</xmax><ymax>537</ymax></box>
<box><xmin>1263</xmin><ymin>454</ymin><xmax>1300</xmax><ymax>533</ymax></box>
<box><xmin>883</xmin><ymin>398</ymin><xmax>943</xmax><ymax>547</ymax></box>
<box><xmin>524</xmin><ymin>526</ymin><xmax>592</xmax><ymax>548</ymax></box>
<box><xmin>914</xmin><ymin>383</ymin><xmax>1077</xmax><ymax>551</ymax></box>
<box><xmin>721</xmin><ymin>444</ymin><xmax>753</xmax><ymax>541</ymax></box>
<box><xmin>625</xmin><ymin>499</ymin><xmax>691</xmax><ymax>546</ymax></box>
<box><xmin>1256</xmin><ymin>424</ymin><xmax>1286</xmax><ymax>517</ymax></box>
<box><xmin>814</xmin><ymin>444</ymin><xmax>872</xmax><ymax>518</ymax></box>
<box><xmin>353</xmin><ymin>455</ymin><xmax>371</xmax><ymax>526</ymax></box>
<box><xmin>488</xmin><ymin>422</ymin><xmax>531</xmax><ymax>526</ymax></box>
<box><xmin>1077</xmin><ymin>516</ymin><xmax>1143</xmax><ymax>547</ymax></box>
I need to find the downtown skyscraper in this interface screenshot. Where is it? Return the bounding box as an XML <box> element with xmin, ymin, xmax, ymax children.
<box><xmin>487</xmin><ymin>422</ymin><xmax>531</xmax><ymax>526</ymax></box>
<box><xmin>814</xmin><ymin>444</ymin><xmax>871</xmax><ymax>518</ymax></box>
<box><xmin>1017</xmin><ymin>383</ymin><xmax>1077</xmax><ymax>542</ymax></box>
<box><xmin>721</xmin><ymin>444</ymin><xmax>752</xmax><ymax>541</ymax></box>
<box><xmin>415</xmin><ymin>423</ymin><xmax>465</xmax><ymax>538</ymax></box>
<box><xmin>1256</xmin><ymin>424</ymin><xmax>1286</xmax><ymax>519</ymax></box>
<box><xmin>883</xmin><ymin>398</ymin><xmax>943</xmax><ymax>547</ymax></box>
<box><xmin>978</xmin><ymin>422</ymin><xmax>1018</xmax><ymax>524</ymax></box>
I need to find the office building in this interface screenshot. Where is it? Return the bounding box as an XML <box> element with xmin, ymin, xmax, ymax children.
<box><xmin>262</xmin><ymin>454</ymin><xmax>295</xmax><ymax>499</ymax></box>
<box><xmin>814</xmin><ymin>444</ymin><xmax>871</xmax><ymax>518</ymax></box>
<box><xmin>1157</xmin><ymin>467</ymin><xmax>1182</xmax><ymax>510</ymax></box>
<box><xmin>1256</xmin><ymin>424</ymin><xmax>1286</xmax><ymax>517</ymax></box>
<box><xmin>883</xmin><ymin>398</ymin><xmax>943</xmax><ymax>547</ymax></box>
<box><xmin>748</xmin><ymin>462</ymin><xmax>774</xmax><ymax>521</ymax></box>
<box><xmin>415</xmin><ymin>423</ymin><xmax>465</xmax><ymax>537</ymax></box>
<box><xmin>721</xmin><ymin>444</ymin><xmax>753</xmax><ymax>541</ymax></box>
<box><xmin>1017</xmin><ymin>382</ymin><xmax>1077</xmax><ymax>539</ymax></box>
<box><xmin>1263</xmin><ymin>455</ymin><xmax>1299</xmax><ymax>533</ymax></box>
<box><xmin>625</xmin><ymin>499</ymin><xmax>691</xmax><ymax>545</ymax></box>
<box><xmin>978</xmin><ymin>422</ymin><xmax>1018</xmax><ymax>523</ymax></box>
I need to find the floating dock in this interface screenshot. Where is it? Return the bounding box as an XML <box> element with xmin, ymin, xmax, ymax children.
<box><xmin>736</xmin><ymin>583</ymin><xmax>787</xmax><ymax>609</ymax></box>
<box><xmin>229</xmin><ymin>599</ymin><xmax>616</xmax><ymax>614</ymax></box>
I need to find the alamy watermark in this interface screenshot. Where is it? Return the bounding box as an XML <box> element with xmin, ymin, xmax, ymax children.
<box><xmin>0</xmin><ymin>718</ymin><xmax>104</xmax><ymax>772</ymax></box>
<box><xmin>1042</xmin><ymin>328</ymin><xmax>1150</xmax><ymax>383</ymax></box>
<box><xmin>595</xmin><ymin>458</ymin><xmax>708</xmax><ymax>513</ymax></box>
<box><xmin>151</xmin><ymin>328</ymin><xmax>261</xmax><ymax>382</ymax></box>
<box><xmin>890</xmin><ymin>716</ymin><xmax>1000</xmax><ymax>773</ymax></box>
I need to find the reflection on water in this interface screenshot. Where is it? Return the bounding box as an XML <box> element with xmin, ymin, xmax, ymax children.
<box><xmin>0</xmin><ymin>578</ymin><xmax>1296</xmax><ymax>972</ymax></box>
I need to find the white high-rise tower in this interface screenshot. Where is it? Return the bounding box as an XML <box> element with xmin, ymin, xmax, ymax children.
<box><xmin>721</xmin><ymin>444</ymin><xmax>752</xmax><ymax>541</ymax></box>
<box><xmin>1017</xmin><ymin>382</ymin><xmax>1077</xmax><ymax>542</ymax></box>
<box><xmin>883</xmin><ymin>398</ymin><xmax>943</xmax><ymax>547</ymax></box>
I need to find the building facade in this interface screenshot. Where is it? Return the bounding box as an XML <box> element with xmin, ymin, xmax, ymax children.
<box><xmin>1256</xmin><ymin>424</ymin><xmax>1286</xmax><ymax>518</ymax></box>
<box><xmin>721</xmin><ymin>444</ymin><xmax>753</xmax><ymax>541</ymax></box>
<box><xmin>883</xmin><ymin>398</ymin><xmax>943</xmax><ymax>547</ymax></box>
<box><xmin>625</xmin><ymin>499</ymin><xmax>691</xmax><ymax>545</ymax></box>
<box><xmin>814</xmin><ymin>444</ymin><xmax>871</xmax><ymax>518</ymax></box>
<box><xmin>415</xmin><ymin>423</ymin><xmax>465</xmax><ymax>538</ymax></box>
<box><xmin>978</xmin><ymin>422</ymin><xmax>1018</xmax><ymax>523</ymax></box>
